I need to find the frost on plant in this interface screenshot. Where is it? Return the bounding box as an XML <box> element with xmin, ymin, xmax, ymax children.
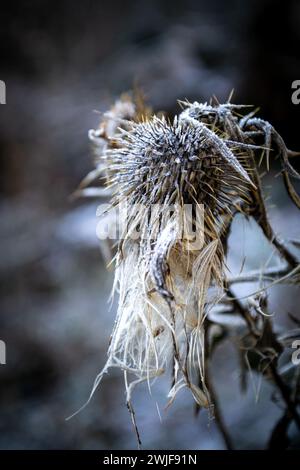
<box><xmin>78</xmin><ymin>94</ymin><xmax>300</xmax><ymax>446</ymax></box>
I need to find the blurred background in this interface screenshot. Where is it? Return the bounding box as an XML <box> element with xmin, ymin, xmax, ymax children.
<box><xmin>0</xmin><ymin>0</ymin><xmax>300</xmax><ymax>449</ymax></box>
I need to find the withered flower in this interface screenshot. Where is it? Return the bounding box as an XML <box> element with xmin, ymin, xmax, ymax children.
<box><xmin>76</xmin><ymin>94</ymin><xmax>300</xmax><ymax>445</ymax></box>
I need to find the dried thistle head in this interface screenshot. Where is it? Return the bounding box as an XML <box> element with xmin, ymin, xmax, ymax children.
<box><xmin>84</xmin><ymin>97</ymin><xmax>256</xmax><ymax>408</ymax></box>
<box><xmin>78</xmin><ymin>94</ymin><xmax>300</xmax><ymax>441</ymax></box>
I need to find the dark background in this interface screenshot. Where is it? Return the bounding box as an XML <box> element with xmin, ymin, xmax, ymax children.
<box><xmin>0</xmin><ymin>0</ymin><xmax>299</xmax><ymax>449</ymax></box>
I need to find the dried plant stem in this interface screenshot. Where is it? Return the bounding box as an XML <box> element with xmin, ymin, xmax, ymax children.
<box><xmin>248</xmin><ymin>158</ymin><xmax>298</xmax><ymax>267</ymax></box>
<box><xmin>227</xmin><ymin>289</ymin><xmax>300</xmax><ymax>430</ymax></box>
<box><xmin>226</xmin><ymin>287</ymin><xmax>260</xmax><ymax>338</ymax></box>
<box><xmin>127</xmin><ymin>400</ymin><xmax>142</xmax><ymax>448</ymax></box>
<box><xmin>268</xmin><ymin>363</ymin><xmax>300</xmax><ymax>430</ymax></box>
<box><xmin>227</xmin><ymin>263</ymin><xmax>293</xmax><ymax>284</ymax></box>
<box><xmin>206</xmin><ymin>368</ymin><xmax>234</xmax><ymax>449</ymax></box>
<box><xmin>204</xmin><ymin>320</ymin><xmax>234</xmax><ymax>450</ymax></box>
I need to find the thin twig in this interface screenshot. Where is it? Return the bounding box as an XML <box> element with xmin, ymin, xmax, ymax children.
<box><xmin>204</xmin><ymin>320</ymin><xmax>234</xmax><ymax>450</ymax></box>
<box><xmin>227</xmin><ymin>263</ymin><xmax>294</xmax><ymax>284</ymax></box>
<box><xmin>268</xmin><ymin>363</ymin><xmax>300</xmax><ymax>430</ymax></box>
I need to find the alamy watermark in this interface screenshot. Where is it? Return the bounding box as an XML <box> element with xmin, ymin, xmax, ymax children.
<box><xmin>292</xmin><ymin>340</ymin><xmax>300</xmax><ymax>366</ymax></box>
<box><xmin>0</xmin><ymin>80</ymin><xmax>6</xmax><ymax>104</ymax></box>
<box><xmin>96</xmin><ymin>201</ymin><xmax>205</xmax><ymax>251</ymax></box>
<box><xmin>0</xmin><ymin>340</ymin><xmax>6</xmax><ymax>365</ymax></box>
<box><xmin>291</xmin><ymin>80</ymin><xmax>300</xmax><ymax>105</ymax></box>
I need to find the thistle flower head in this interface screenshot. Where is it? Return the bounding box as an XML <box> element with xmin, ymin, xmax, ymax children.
<box><xmin>108</xmin><ymin>113</ymin><xmax>251</xmax><ymax>213</ymax></box>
